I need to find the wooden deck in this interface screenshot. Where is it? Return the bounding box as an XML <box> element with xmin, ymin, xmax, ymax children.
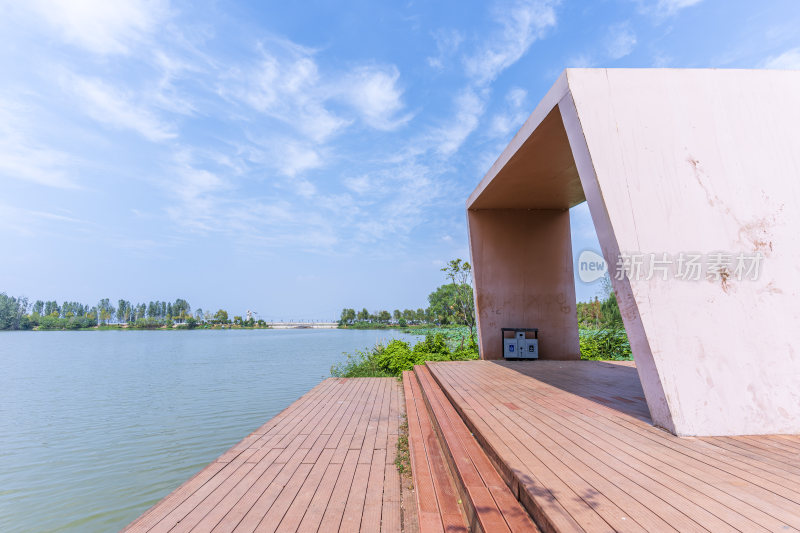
<box><xmin>124</xmin><ymin>377</ymin><xmax>411</xmax><ymax>533</ymax></box>
<box><xmin>427</xmin><ymin>360</ymin><xmax>800</xmax><ymax>533</ymax></box>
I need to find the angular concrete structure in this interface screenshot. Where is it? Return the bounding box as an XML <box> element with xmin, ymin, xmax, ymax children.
<box><xmin>467</xmin><ymin>69</ymin><xmax>800</xmax><ymax>436</ymax></box>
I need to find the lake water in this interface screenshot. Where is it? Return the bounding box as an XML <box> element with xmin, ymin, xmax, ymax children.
<box><xmin>0</xmin><ymin>329</ymin><xmax>419</xmax><ymax>533</ymax></box>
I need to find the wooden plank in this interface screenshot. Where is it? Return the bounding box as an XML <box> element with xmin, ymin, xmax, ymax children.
<box><xmin>147</xmin><ymin>448</ymin><xmax>258</xmax><ymax>533</ymax></box>
<box><xmin>231</xmin><ymin>451</ymin><xmax>309</xmax><ymax>532</ymax></box>
<box><xmin>250</xmin><ymin>460</ymin><xmax>314</xmax><ymax>532</ymax></box>
<box><xmin>403</xmin><ymin>372</ymin><xmax>444</xmax><ymax>533</ymax></box>
<box><xmin>188</xmin><ymin>448</ymin><xmax>283</xmax><ymax>533</ymax></box>
<box><xmin>122</xmin><ymin>462</ymin><xmax>226</xmax><ymax>532</ymax></box>
<box><xmin>295</xmin><ymin>462</ymin><xmax>344</xmax><ymax>533</ymax></box>
<box><xmin>438</xmin><ymin>363</ymin><xmax>712</xmax><ymax>532</ymax></box>
<box><xmin>360</xmin><ymin>448</ymin><xmax>387</xmax><ymax>533</ymax></box>
<box><xmin>415</xmin><ymin>366</ymin><xmax>537</xmax><ymax>533</ymax></box>
<box><xmin>455</xmin><ymin>362</ymin><xmax>786</xmax><ymax>531</ymax></box>
<box><xmin>406</xmin><ymin>372</ymin><xmax>468</xmax><ymax>533</ymax></box>
<box><xmin>427</xmin><ymin>360</ymin><xmax>800</xmax><ymax>533</ymax></box>
<box><xmin>124</xmin><ymin>377</ymin><xmax>412</xmax><ymax>533</ymax></box>
<box><xmin>317</xmin><ymin>448</ymin><xmax>361</xmax><ymax>531</ymax></box>
<box><xmin>381</xmin><ymin>461</ymin><xmax>402</xmax><ymax>533</ymax></box>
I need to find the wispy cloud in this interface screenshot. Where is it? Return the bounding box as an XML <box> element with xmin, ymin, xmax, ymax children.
<box><xmin>24</xmin><ymin>0</ymin><xmax>169</xmax><ymax>55</ymax></box>
<box><xmin>339</xmin><ymin>66</ymin><xmax>412</xmax><ymax>131</ymax></box>
<box><xmin>763</xmin><ymin>47</ymin><xmax>800</xmax><ymax>69</ymax></box>
<box><xmin>430</xmin><ymin>0</ymin><xmax>560</xmax><ymax>158</ymax></box>
<box><xmin>635</xmin><ymin>0</ymin><xmax>704</xmax><ymax>18</ymax></box>
<box><xmin>0</xmin><ymin>99</ymin><xmax>80</xmax><ymax>188</ymax></box>
<box><xmin>606</xmin><ymin>22</ymin><xmax>637</xmax><ymax>60</ymax></box>
<box><xmin>63</xmin><ymin>73</ymin><xmax>177</xmax><ymax>142</ymax></box>
<box><xmin>435</xmin><ymin>88</ymin><xmax>486</xmax><ymax>156</ymax></box>
<box><xmin>464</xmin><ymin>0</ymin><xmax>559</xmax><ymax>86</ymax></box>
<box><xmin>488</xmin><ymin>87</ymin><xmax>528</xmax><ymax>139</ymax></box>
<box><xmin>163</xmin><ymin>149</ymin><xmax>230</xmax><ymax>231</ymax></box>
<box><xmin>427</xmin><ymin>29</ymin><xmax>464</xmax><ymax>70</ymax></box>
<box><xmin>221</xmin><ymin>41</ymin><xmax>410</xmax><ymax>143</ymax></box>
<box><xmin>656</xmin><ymin>0</ymin><xmax>703</xmax><ymax>16</ymax></box>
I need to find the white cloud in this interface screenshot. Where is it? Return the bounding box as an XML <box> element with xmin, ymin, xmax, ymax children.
<box><xmin>764</xmin><ymin>48</ymin><xmax>800</xmax><ymax>70</ymax></box>
<box><xmin>222</xmin><ymin>43</ymin><xmax>409</xmax><ymax>143</ymax></box>
<box><xmin>243</xmin><ymin>137</ymin><xmax>324</xmax><ymax>179</ymax></box>
<box><xmin>427</xmin><ymin>29</ymin><xmax>464</xmax><ymax>70</ymax></box>
<box><xmin>606</xmin><ymin>22</ymin><xmax>637</xmax><ymax>60</ymax></box>
<box><xmin>64</xmin><ymin>74</ymin><xmax>177</xmax><ymax>142</ymax></box>
<box><xmin>656</xmin><ymin>0</ymin><xmax>703</xmax><ymax>15</ymax></box>
<box><xmin>464</xmin><ymin>0</ymin><xmax>559</xmax><ymax>86</ymax></box>
<box><xmin>635</xmin><ymin>0</ymin><xmax>703</xmax><ymax>17</ymax></box>
<box><xmin>488</xmin><ymin>87</ymin><xmax>528</xmax><ymax>139</ymax></box>
<box><xmin>344</xmin><ymin>174</ymin><xmax>374</xmax><ymax>195</ymax></box>
<box><xmin>0</xmin><ymin>138</ymin><xmax>79</xmax><ymax>189</ymax></box>
<box><xmin>224</xmin><ymin>52</ymin><xmax>350</xmax><ymax>144</ymax></box>
<box><xmin>164</xmin><ymin>149</ymin><xmax>230</xmax><ymax>231</ymax></box>
<box><xmin>340</xmin><ymin>66</ymin><xmax>412</xmax><ymax>131</ymax></box>
<box><xmin>24</xmin><ymin>0</ymin><xmax>169</xmax><ymax>55</ymax></box>
<box><xmin>0</xmin><ymin>100</ymin><xmax>80</xmax><ymax>188</ymax></box>
<box><xmin>566</xmin><ymin>54</ymin><xmax>597</xmax><ymax>68</ymax></box>
<box><xmin>435</xmin><ymin>88</ymin><xmax>486</xmax><ymax>156</ymax></box>
<box><xmin>506</xmin><ymin>87</ymin><xmax>527</xmax><ymax>108</ymax></box>
<box><xmin>277</xmin><ymin>143</ymin><xmax>323</xmax><ymax>178</ymax></box>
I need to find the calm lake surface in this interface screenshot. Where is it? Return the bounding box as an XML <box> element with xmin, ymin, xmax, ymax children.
<box><xmin>0</xmin><ymin>329</ymin><xmax>419</xmax><ymax>533</ymax></box>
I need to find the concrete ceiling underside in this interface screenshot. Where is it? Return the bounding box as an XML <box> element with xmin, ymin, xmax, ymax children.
<box><xmin>467</xmin><ymin>106</ymin><xmax>586</xmax><ymax>211</ymax></box>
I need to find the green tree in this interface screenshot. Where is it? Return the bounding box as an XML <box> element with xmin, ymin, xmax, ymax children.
<box><xmin>357</xmin><ymin>308</ymin><xmax>370</xmax><ymax>321</ymax></box>
<box><xmin>97</xmin><ymin>298</ymin><xmax>115</xmax><ymax>325</ymax></box>
<box><xmin>339</xmin><ymin>308</ymin><xmax>356</xmax><ymax>325</ymax></box>
<box><xmin>32</xmin><ymin>300</ymin><xmax>44</xmax><ymax>315</ymax></box>
<box><xmin>117</xmin><ymin>300</ymin><xmax>129</xmax><ymax>323</ymax></box>
<box><xmin>427</xmin><ymin>283</ymin><xmax>459</xmax><ymax>324</ymax></box>
<box><xmin>392</xmin><ymin>309</ymin><xmax>401</xmax><ymax>322</ymax></box>
<box><xmin>44</xmin><ymin>301</ymin><xmax>60</xmax><ymax>317</ymax></box>
<box><xmin>377</xmin><ymin>310</ymin><xmax>391</xmax><ymax>323</ymax></box>
<box><xmin>441</xmin><ymin>259</ymin><xmax>476</xmax><ymax>340</ymax></box>
<box><xmin>214</xmin><ymin>309</ymin><xmax>229</xmax><ymax>324</ymax></box>
<box><xmin>173</xmin><ymin>299</ymin><xmax>190</xmax><ymax>322</ymax></box>
<box><xmin>0</xmin><ymin>293</ymin><xmax>29</xmax><ymax>330</ymax></box>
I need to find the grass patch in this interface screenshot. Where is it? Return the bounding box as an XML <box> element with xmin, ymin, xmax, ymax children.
<box><xmin>395</xmin><ymin>415</ymin><xmax>411</xmax><ymax>479</ymax></box>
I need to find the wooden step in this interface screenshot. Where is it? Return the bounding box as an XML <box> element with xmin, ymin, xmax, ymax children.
<box><xmin>413</xmin><ymin>365</ymin><xmax>539</xmax><ymax>533</ymax></box>
<box><xmin>403</xmin><ymin>371</ymin><xmax>469</xmax><ymax>533</ymax></box>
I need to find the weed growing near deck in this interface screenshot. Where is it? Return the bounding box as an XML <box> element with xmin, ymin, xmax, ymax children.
<box><xmin>330</xmin><ymin>333</ymin><xmax>479</xmax><ymax>378</ymax></box>
<box><xmin>395</xmin><ymin>415</ymin><xmax>411</xmax><ymax>479</ymax></box>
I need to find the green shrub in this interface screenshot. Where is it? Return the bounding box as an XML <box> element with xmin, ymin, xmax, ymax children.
<box><xmin>331</xmin><ymin>332</ymin><xmax>479</xmax><ymax>378</ymax></box>
<box><xmin>579</xmin><ymin>328</ymin><xmax>632</xmax><ymax>360</ymax></box>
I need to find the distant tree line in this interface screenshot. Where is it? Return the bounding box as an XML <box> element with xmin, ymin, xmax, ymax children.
<box><xmin>0</xmin><ymin>293</ymin><xmax>265</xmax><ymax>330</ymax></box>
<box><xmin>339</xmin><ymin>259</ymin><xmax>476</xmax><ymax>337</ymax></box>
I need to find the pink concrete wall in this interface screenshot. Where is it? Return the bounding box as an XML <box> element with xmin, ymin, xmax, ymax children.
<box><xmin>565</xmin><ymin>69</ymin><xmax>800</xmax><ymax>436</ymax></box>
<box><xmin>468</xmin><ymin>209</ymin><xmax>580</xmax><ymax>361</ymax></box>
<box><xmin>468</xmin><ymin>68</ymin><xmax>800</xmax><ymax>436</ymax></box>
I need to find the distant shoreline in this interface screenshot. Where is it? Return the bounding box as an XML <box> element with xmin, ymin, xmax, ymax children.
<box><xmin>9</xmin><ymin>324</ymin><xmax>343</xmax><ymax>332</ymax></box>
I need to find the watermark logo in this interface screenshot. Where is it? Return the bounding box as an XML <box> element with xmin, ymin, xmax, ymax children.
<box><xmin>578</xmin><ymin>250</ymin><xmax>608</xmax><ymax>283</ymax></box>
<box><xmin>613</xmin><ymin>251</ymin><xmax>763</xmax><ymax>282</ymax></box>
<box><xmin>577</xmin><ymin>249</ymin><xmax>764</xmax><ymax>284</ymax></box>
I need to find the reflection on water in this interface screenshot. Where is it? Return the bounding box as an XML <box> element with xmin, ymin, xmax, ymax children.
<box><xmin>0</xmin><ymin>329</ymin><xmax>416</xmax><ymax>533</ymax></box>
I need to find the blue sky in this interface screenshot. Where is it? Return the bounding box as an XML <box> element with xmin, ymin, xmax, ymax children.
<box><xmin>1</xmin><ymin>0</ymin><xmax>799</xmax><ymax>319</ymax></box>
